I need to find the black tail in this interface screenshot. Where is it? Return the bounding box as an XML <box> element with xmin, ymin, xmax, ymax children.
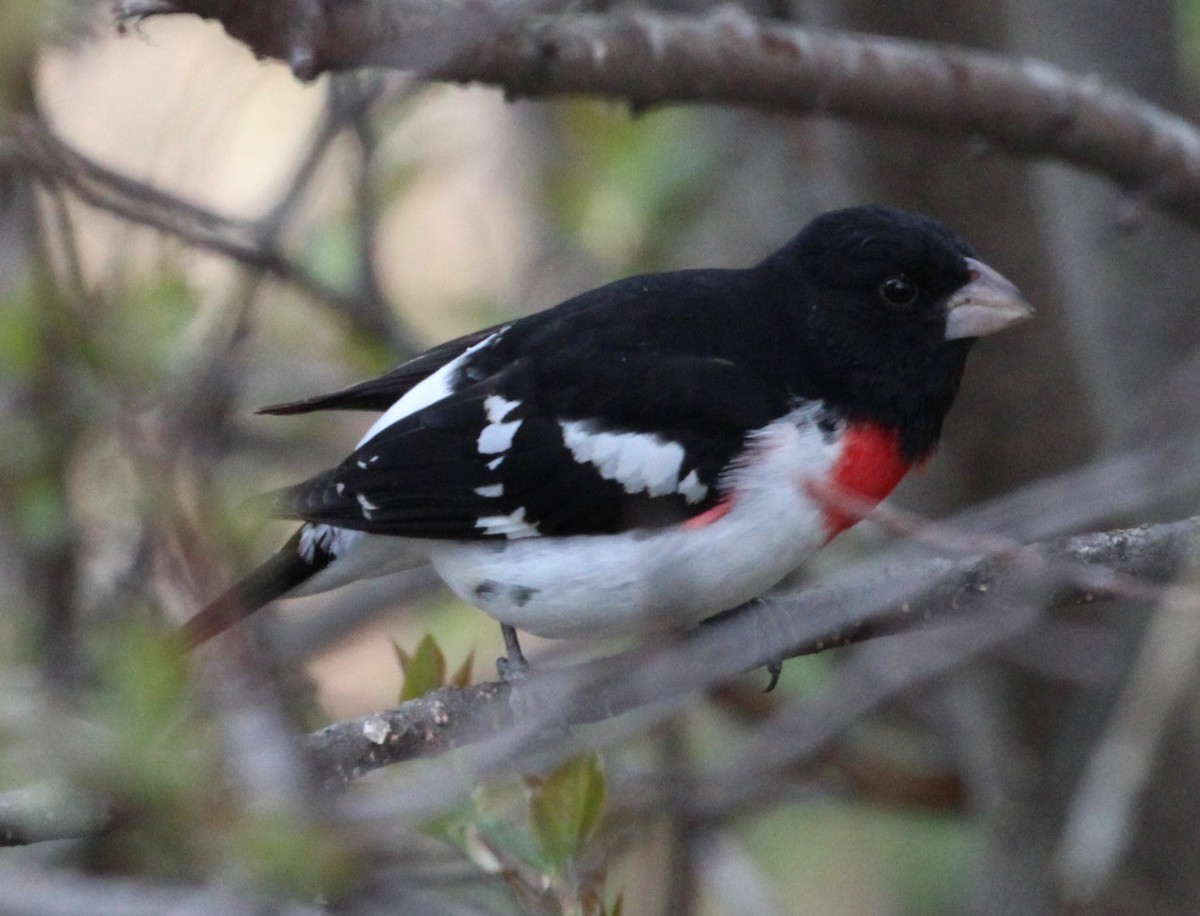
<box><xmin>179</xmin><ymin>529</ymin><xmax>327</xmax><ymax>649</ymax></box>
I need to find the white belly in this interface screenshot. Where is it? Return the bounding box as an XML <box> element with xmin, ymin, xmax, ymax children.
<box><xmin>424</xmin><ymin>412</ymin><xmax>838</xmax><ymax>638</ymax></box>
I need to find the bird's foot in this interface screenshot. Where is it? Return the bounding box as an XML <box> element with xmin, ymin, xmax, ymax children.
<box><xmin>764</xmin><ymin>659</ymin><xmax>783</xmax><ymax>693</ymax></box>
<box><xmin>496</xmin><ymin>624</ymin><xmax>530</xmax><ymax>681</ymax></box>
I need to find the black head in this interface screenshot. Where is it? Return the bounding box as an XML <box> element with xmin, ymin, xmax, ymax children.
<box><xmin>760</xmin><ymin>205</ymin><xmax>1032</xmax><ymax>457</ymax></box>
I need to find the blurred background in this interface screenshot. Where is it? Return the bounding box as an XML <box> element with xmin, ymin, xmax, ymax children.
<box><xmin>4</xmin><ymin>0</ymin><xmax>1200</xmax><ymax>913</ymax></box>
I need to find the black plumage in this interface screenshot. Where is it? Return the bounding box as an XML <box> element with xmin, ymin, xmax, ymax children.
<box><xmin>271</xmin><ymin>206</ymin><xmax>978</xmax><ymax>541</ymax></box>
<box><xmin>180</xmin><ymin>205</ymin><xmax>1032</xmax><ymax>655</ymax></box>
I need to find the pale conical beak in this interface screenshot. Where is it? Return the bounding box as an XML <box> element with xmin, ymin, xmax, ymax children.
<box><xmin>944</xmin><ymin>258</ymin><xmax>1035</xmax><ymax>340</ymax></box>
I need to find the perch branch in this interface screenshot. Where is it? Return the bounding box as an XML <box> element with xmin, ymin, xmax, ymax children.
<box><xmin>4</xmin><ymin>515</ymin><xmax>1198</xmax><ymax>845</ymax></box>
<box><xmin>303</xmin><ymin>515</ymin><xmax>1200</xmax><ymax>790</ymax></box>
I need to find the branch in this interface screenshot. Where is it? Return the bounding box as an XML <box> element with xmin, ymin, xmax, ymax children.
<box><xmin>305</xmin><ymin>680</ymin><xmax>513</xmax><ymax>787</ymax></box>
<box><xmin>0</xmin><ymin>789</ymin><xmax>111</xmax><ymax>847</ymax></box>
<box><xmin>5</xmin><ymin>515</ymin><xmax>1197</xmax><ymax>845</ymax></box>
<box><xmin>118</xmin><ymin>3</ymin><xmax>1200</xmax><ymax>227</ymax></box>
<box><xmin>303</xmin><ymin>515</ymin><xmax>1200</xmax><ymax>790</ymax></box>
<box><xmin>12</xmin><ymin>115</ymin><xmax>413</xmax><ymax>353</ymax></box>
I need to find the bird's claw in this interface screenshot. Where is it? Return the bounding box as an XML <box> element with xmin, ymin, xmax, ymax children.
<box><xmin>764</xmin><ymin>659</ymin><xmax>783</xmax><ymax>692</ymax></box>
<box><xmin>496</xmin><ymin>653</ymin><xmax>529</xmax><ymax>681</ymax></box>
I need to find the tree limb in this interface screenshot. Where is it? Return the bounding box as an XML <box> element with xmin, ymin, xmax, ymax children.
<box><xmin>118</xmin><ymin>2</ymin><xmax>1200</xmax><ymax>228</ymax></box>
<box><xmin>3</xmin><ymin>516</ymin><xmax>1197</xmax><ymax>845</ymax></box>
<box><xmin>11</xmin><ymin>113</ymin><xmax>414</xmax><ymax>354</ymax></box>
<box><xmin>303</xmin><ymin>515</ymin><xmax>1200</xmax><ymax>790</ymax></box>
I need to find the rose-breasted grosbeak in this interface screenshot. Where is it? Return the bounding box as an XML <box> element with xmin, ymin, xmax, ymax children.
<box><xmin>181</xmin><ymin>205</ymin><xmax>1032</xmax><ymax>676</ymax></box>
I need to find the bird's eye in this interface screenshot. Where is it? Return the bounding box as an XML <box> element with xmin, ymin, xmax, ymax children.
<box><xmin>879</xmin><ymin>276</ymin><xmax>919</xmax><ymax>309</ymax></box>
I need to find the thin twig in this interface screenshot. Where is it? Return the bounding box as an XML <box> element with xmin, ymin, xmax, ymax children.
<box><xmin>13</xmin><ymin>118</ymin><xmax>405</xmax><ymax>346</ymax></box>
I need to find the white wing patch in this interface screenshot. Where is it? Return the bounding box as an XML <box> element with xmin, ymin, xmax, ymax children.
<box><xmin>478</xmin><ymin>394</ymin><xmax>523</xmax><ymax>455</ymax></box>
<box><xmin>357</xmin><ymin>331</ymin><xmax>502</xmax><ymax>447</ymax></box>
<box><xmin>476</xmin><ymin>506</ymin><xmax>539</xmax><ymax>539</ymax></box>
<box><xmin>474</xmin><ymin>484</ymin><xmax>504</xmax><ymax>498</ymax></box>
<box><xmin>559</xmin><ymin>421</ymin><xmax>706</xmax><ymax>502</ymax></box>
<box><xmin>678</xmin><ymin>469</ymin><xmax>707</xmax><ymax>504</ymax></box>
<box><xmin>297</xmin><ymin>522</ymin><xmax>343</xmax><ymax>563</ymax></box>
<box><xmin>356</xmin><ymin>493</ymin><xmax>380</xmax><ymax>519</ymax></box>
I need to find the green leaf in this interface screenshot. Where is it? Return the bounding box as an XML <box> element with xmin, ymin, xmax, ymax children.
<box><xmin>79</xmin><ymin>622</ymin><xmax>217</xmax><ymax>865</ymax></box>
<box><xmin>395</xmin><ymin>634</ymin><xmax>447</xmax><ymax>701</ymax></box>
<box><xmin>419</xmin><ymin>799</ymin><xmax>475</xmax><ymax>850</ymax></box>
<box><xmin>470</xmin><ymin>812</ymin><xmax>544</xmax><ymax>872</ymax></box>
<box><xmin>528</xmin><ymin>754</ymin><xmax>607</xmax><ymax>875</ymax></box>
<box><xmin>449</xmin><ymin>648</ymin><xmax>475</xmax><ymax>688</ymax></box>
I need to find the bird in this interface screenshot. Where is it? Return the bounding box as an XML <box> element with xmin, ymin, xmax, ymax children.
<box><xmin>180</xmin><ymin>204</ymin><xmax>1033</xmax><ymax>680</ymax></box>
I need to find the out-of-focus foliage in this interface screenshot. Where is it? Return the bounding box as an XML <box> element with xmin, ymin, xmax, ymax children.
<box><xmin>1178</xmin><ymin>0</ymin><xmax>1200</xmax><ymax>81</ymax></box>
<box><xmin>743</xmin><ymin>804</ymin><xmax>977</xmax><ymax>916</ymax></box>
<box><xmin>84</xmin><ymin>269</ymin><xmax>195</xmax><ymax>394</ymax></box>
<box><xmin>0</xmin><ymin>43</ymin><xmax>999</xmax><ymax>909</ymax></box>
<box><xmin>527</xmin><ymin>753</ymin><xmax>606</xmax><ymax>875</ymax></box>
<box><xmin>394</xmin><ymin>632</ymin><xmax>474</xmax><ymax>701</ymax></box>
<box><xmin>3</xmin><ymin>0</ymin><xmax>1200</xmax><ymax>913</ymax></box>
<box><xmin>25</xmin><ymin>622</ymin><xmax>358</xmax><ymax>895</ymax></box>
<box><xmin>429</xmin><ymin>754</ymin><xmax>621</xmax><ymax>915</ymax></box>
<box><xmin>546</xmin><ymin>102</ymin><xmax>721</xmax><ymax>272</ymax></box>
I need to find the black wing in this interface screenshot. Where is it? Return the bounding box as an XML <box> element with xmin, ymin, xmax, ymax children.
<box><xmin>257</xmin><ymin>325</ymin><xmax>504</xmax><ymax>415</ymax></box>
<box><xmin>257</xmin><ymin>265</ymin><xmax>775</xmax><ymax>418</ymax></box>
<box><xmin>271</xmin><ymin>351</ymin><xmax>792</xmax><ymax>540</ymax></box>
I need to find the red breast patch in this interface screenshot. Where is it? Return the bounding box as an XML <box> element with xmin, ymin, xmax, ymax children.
<box><xmin>819</xmin><ymin>423</ymin><xmax>910</xmax><ymax>539</ymax></box>
<box><xmin>682</xmin><ymin>498</ymin><xmax>734</xmax><ymax>530</ymax></box>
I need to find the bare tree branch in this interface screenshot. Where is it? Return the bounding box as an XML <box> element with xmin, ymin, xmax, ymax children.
<box><xmin>4</xmin><ymin>515</ymin><xmax>1197</xmax><ymax>847</ymax></box>
<box><xmin>303</xmin><ymin>515</ymin><xmax>1200</xmax><ymax>790</ymax></box>
<box><xmin>305</xmin><ymin>680</ymin><xmax>514</xmax><ymax>787</ymax></box>
<box><xmin>116</xmin><ymin>3</ymin><xmax>1200</xmax><ymax>228</ymax></box>
<box><xmin>11</xmin><ymin>115</ymin><xmax>415</xmax><ymax>354</ymax></box>
<box><xmin>1054</xmin><ymin>553</ymin><xmax>1200</xmax><ymax>900</ymax></box>
<box><xmin>0</xmin><ymin>789</ymin><xmax>111</xmax><ymax>847</ymax></box>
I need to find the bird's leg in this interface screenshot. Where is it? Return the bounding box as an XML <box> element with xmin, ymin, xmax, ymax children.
<box><xmin>496</xmin><ymin>624</ymin><xmax>529</xmax><ymax>680</ymax></box>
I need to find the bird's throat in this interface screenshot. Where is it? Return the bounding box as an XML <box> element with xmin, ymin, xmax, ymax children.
<box><xmin>820</xmin><ymin>423</ymin><xmax>911</xmax><ymax>538</ymax></box>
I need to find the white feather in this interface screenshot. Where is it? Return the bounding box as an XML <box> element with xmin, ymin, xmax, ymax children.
<box><xmin>429</xmin><ymin>406</ymin><xmax>840</xmax><ymax>638</ymax></box>
<box><xmin>477</xmin><ymin>419</ymin><xmax>522</xmax><ymax>455</ymax></box>
<box><xmin>288</xmin><ymin>527</ymin><xmax>426</xmax><ymax>598</ymax></box>
<box><xmin>357</xmin><ymin>332</ymin><xmax>501</xmax><ymax>447</ymax></box>
<box><xmin>475</xmin><ymin>506</ymin><xmax>539</xmax><ymax>539</ymax></box>
<box><xmin>356</xmin><ymin>493</ymin><xmax>380</xmax><ymax>518</ymax></box>
<box><xmin>297</xmin><ymin>523</ymin><xmax>342</xmax><ymax>563</ymax></box>
<box><xmin>678</xmin><ymin>469</ymin><xmax>707</xmax><ymax>504</ymax></box>
<box><xmin>560</xmin><ymin>421</ymin><xmax>692</xmax><ymax>499</ymax></box>
<box><xmin>483</xmin><ymin>394</ymin><xmax>520</xmax><ymax>422</ymax></box>
<box><xmin>477</xmin><ymin>395</ymin><xmax>523</xmax><ymax>455</ymax></box>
